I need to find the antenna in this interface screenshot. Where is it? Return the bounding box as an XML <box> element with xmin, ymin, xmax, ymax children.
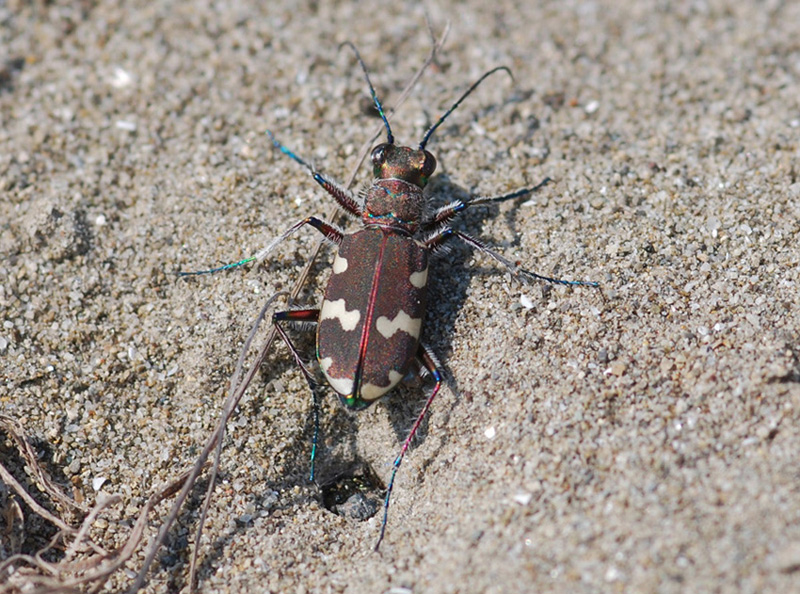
<box><xmin>340</xmin><ymin>41</ymin><xmax>394</xmax><ymax>145</ymax></box>
<box><xmin>419</xmin><ymin>66</ymin><xmax>513</xmax><ymax>150</ymax></box>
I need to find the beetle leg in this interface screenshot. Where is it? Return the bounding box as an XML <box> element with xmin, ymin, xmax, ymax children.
<box><xmin>375</xmin><ymin>342</ymin><xmax>443</xmax><ymax>550</ymax></box>
<box><xmin>424</xmin><ymin>228</ymin><xmax>599</xmax><ymax>287</ymax></box>
<box><xmin>273</xmin><ymin>309</ymin><xmax>323</xmax><ymax>481</ymax></box>
<box><xmin>423</xmin><ymin>177</ymin><xmax>551</xmax><ymax>230</ymax></box>
<box><xmin>249</xmin><ymin>216</ymin><xmax>344</xmax><ymax>266</ymax></box>
<box><xmin>267</xmin><ymin>130</ymin><xmax>363</xmax><ymax>217</ymax></box>
<box><xmin>311</xmin><ymin>172</ymin><xmax>363</xmax><ymax>218</ymax></box>
<box><xmin>181</xmin><ymin>217</ymin><xmax>344</xmax><ymax>276</ymax></box>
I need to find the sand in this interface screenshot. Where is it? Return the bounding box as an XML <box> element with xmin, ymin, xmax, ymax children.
<box><xmin>2</xmin><ymin>1</ymin><xmax>800</xmax><ymax>592</ymax></box>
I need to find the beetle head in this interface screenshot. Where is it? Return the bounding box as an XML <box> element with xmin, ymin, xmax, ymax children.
<box><xmin>371</xmin><ymin>143</ymin><xmax>437</xmax><ymax>188</ymax></box>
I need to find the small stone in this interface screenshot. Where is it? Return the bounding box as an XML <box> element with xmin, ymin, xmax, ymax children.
<box><xmin>773</xmin><ymin>542</ymin><xmax>800</xmax><ymax>573</ymax></box>
<box><xmin>605</xmin><ymin>361</ymin><xmax>627</xmax><ymax>376</ymax></box>
<box><xmin>513</xmin><ymin>492</ymin><xmax>532</xmax><ymax>505</ymax></box>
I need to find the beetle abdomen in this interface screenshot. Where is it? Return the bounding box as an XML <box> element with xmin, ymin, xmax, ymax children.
<box><xmin>317</xmin><ymin>227</ymin><xmax>428</xmax><ymax>409</ymax></box>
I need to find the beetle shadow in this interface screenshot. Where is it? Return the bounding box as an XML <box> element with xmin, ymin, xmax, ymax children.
<box><xmin>251</xmin><ymin>326</ymin><xmax>374</xmax><ymax>495</ymax></box>
<box><xmin>380</xmin><ymin>170</ymin><xmax>542</xmax><ymax>460</ymax></box>
<box><xmin>184</xmin><ymin>352</ymin><xmax>377</xmax><ymax>590</ymax></box>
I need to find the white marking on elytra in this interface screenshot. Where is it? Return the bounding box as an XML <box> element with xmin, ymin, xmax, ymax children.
<box><xmin>319</xmin><ymin>357</ymin><xmax>354</xmax><ymax>395</ymax></box>
<box><xmin>332</xmin><ymin>254</ymin><xmax>349</xmax><ymax>274</ymax></box>
<box><xmin>409</xmin><ymin>267</ymin><xmax>428</xmax><ymax>288</ymax></box>
<box><xmin>321</xmin><ymin>299</ymin><xmax>361</xmax><ymax>331</ymax></box>
<box><xmin>376</xmin><ymin>310</ymin><xmax>422</xmax><ymax>339</ymax></box>
<box><xmin>326</xmin><ymin>375</ymin><xmax>354</xmax><ymax>396</ymax></box>
<box><xmin>361</xmin><ymin>370</ymin><xmax>404</xmax><ymax>400</ymax></box>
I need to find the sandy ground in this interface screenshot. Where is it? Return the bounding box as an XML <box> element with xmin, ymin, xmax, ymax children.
<box><xmin>2</xmin><ymin>1</ymin><xmax>800</xmax><ymax>592</ymax></box>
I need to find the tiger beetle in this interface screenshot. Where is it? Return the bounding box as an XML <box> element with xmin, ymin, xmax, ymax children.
<box><xmin>182</xmin><ymin>45</ymin><xmax>598</xmax><ymax>550</ymax></box>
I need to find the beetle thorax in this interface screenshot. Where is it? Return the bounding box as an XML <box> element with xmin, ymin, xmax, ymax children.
<box><xmin>362</xmin><ymin>180</ymin><xmax>425</xmax><ymax>234</ymax></box>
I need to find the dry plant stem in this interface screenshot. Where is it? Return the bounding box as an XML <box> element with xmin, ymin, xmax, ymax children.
<box><xmin>184</xmin><ymin>23</ymin><xmax>451</xmax><ymax>593</ymax></box>
<box><xmin>0</xmin><ymin>383</ymin><xmax>211</xmax><ymax>593</ymax></box>
<box><xmin>128</xmin><ymin>289</ymin><xmax>288</xmax><ymax>593</ymax></box>
<box><xmin>61</xmin><ymin>495</ymin><xmax>118</xmax><ymax>562</ymax></box>
<box><xmin>0</xmin><ymin>415</ymin><xmax>87</xmax><ymax>518</ymax></box>
<box><xmin>0</xmin><ymin>415</ymin><xmax>78</xmax><ymax>535</ymax></box>
<box><xmin>0</xmin><ymin>462</ymin><xmax>73</xmax><ymax>535</ymax></box>
<box><xmin>186</xmin><ymin>293</ymin><xmax>284</xmax><ymax>591</ymax></box>
<box><xmin>125</xmin><ymin>296</ymin><xmax>277</xmax><ymax>593</ymax></box>
<box><xmin>0</xmin><ymin>458</ymin><xmax>198</xmax><ymax>593</ymax></box>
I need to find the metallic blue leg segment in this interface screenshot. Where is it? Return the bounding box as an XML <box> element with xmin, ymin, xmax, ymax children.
<box><xmin>375</xmin><ymin>344</ymin><xmax>443</xmax><ymax>550</ymax></box>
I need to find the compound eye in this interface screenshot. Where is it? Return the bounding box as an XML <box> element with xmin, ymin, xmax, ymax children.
<box><xmin>371</xmin><ymin>143</ymin><xmax>389</xmax><ymax>166</ymax></box>
<box><xmin>421</xmin><ymin>150</ymin><xmax>437</xmax><ymax>178</ymax></box>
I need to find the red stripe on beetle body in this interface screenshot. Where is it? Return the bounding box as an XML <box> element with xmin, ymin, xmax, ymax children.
<box><xmin>317</xmin><ymin>226</ymin><xmax>428</xmax><ymax>409</ymax></box>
